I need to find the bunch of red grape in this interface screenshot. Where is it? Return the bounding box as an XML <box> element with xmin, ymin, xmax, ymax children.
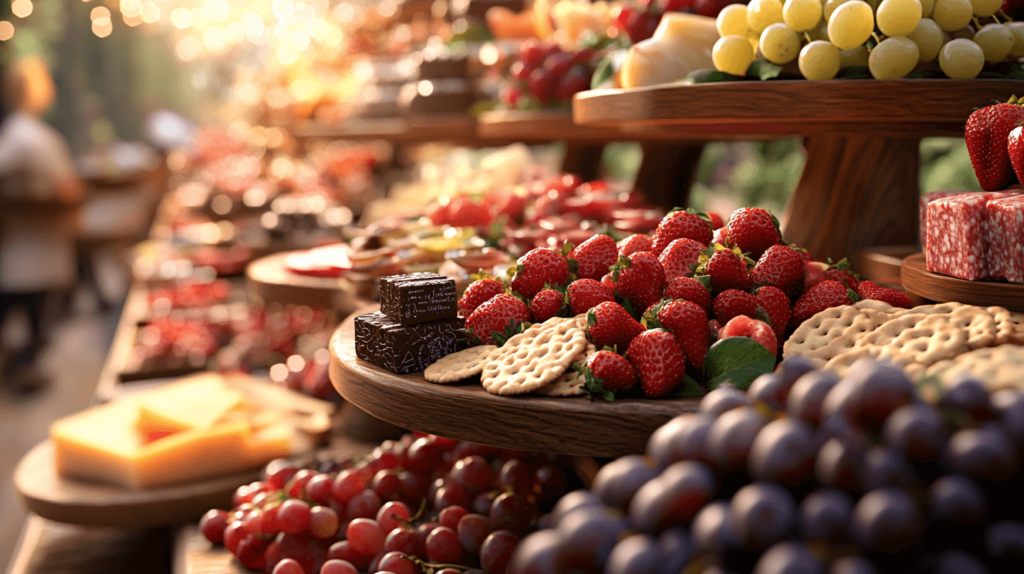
<box><xmin>199</xmin><ymin>433</ymin><xmax>570</xmax><ymax>574</ymax></box>
<box><xmin>500</xmin><ymin>41</ymin><xmax>596</xmax><ymax>110</ymax></box>
<box><xmin>512</xmin><ymin>358</ymin><xmax>1024</xmax><ymax>573</ymax></box>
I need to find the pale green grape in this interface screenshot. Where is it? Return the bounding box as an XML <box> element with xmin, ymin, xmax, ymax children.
<box><xmin>974</xmin><ymin>23</ymin><xmax>1014</xmax><ymax>61</ymax></box>
<box><xmin>718</xmin><ymin>4</ymin><xmax>750</xmax><ymax>37</ymax></box>
<box><xmin>828</xmin><ymin>1</ymin><xmax>874</xmax><ymax>49</ymax></box>
<box><xmin>747</xmin><ymin>0</ymin><xmax>785</xmax><ymax>33</ymax></box>
<box><xmin>951</xmin><ymin>25</ymin><xmax>976</xmax><ymax>39</ymax></box>
<box><xmin>1008</xmin><ymin>22</ymin><xmax>1024</xmax><ymax>57</ymax></box>
<box><xmin>877</xmin><ymin>0</ymin><xmax>922</xmax><ymax>37</ymax></box>
<box><xmin>784</xmin><ymin>0</ymin><xmax>824</xmax><ymax>31</ymax></box>
<box><xmin>868</xmin><ymin>36</ymin><xmax>920</xmax><ymax>78</ymax></box>
<box><xmin>970</xmin><ymin>0</ymin><xmax>1001</xmax><ymax>17</ymax></box>
<box><xmin>759</xmin><ymin>23</ymin><xmax>801</xmax><ymax>63</ymax></box>
<box><xmin>908</xmin><ymin>18</ymin><xmax>944</xmax><ymax>60</ymax></box>
<box><xmin>713</xmin><ymin>35</ymin><xmax>756</xmax><ymax>75</ymax></box>
<box><xmin>840</xmin><ymin>45</ymin><xmax>870</xmax><ymax>66</ymax></box>
<box><xmin>932</xmin><ymin>0</ymin><xmax>972</xmax><ymax>32</ymax></box>
<box><xmin>938</xmin><ymin>38</ymin><xmax>985</xmax><ymax>77</ymax></box>
<box><xmin>823</xmin><ymin>0</ymin><xmax>852</xmax><ymax>20</ymax></box>
<box><xmin>745</xmin><ymin>31</ymin><xmax>762</xmax><ymax>52</ymax></box>
<box><xmin>799</xmin><ymin>40</ymin><xmax>842</xmax><ymax>78</ymax></box>
<box><xmin>808</xmin><ymin>19</ymin><xmax>830</xmax><ymax>40</ymax></box>
<box><xmin>920</xmin><ymin>0</ymin><xmax>935</xmax><ymax>15</ymax></box>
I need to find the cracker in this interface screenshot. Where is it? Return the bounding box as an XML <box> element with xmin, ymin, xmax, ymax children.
<box><xmin>988</xmin><ymin>306</ymin><xmax>1019</xmax><ymax>345</ymax></box>
<box><xmin>480</xmin><ymin>317</ymin><xmax>588</xmax><ymax>396</ymax></box>
<box><xmin>854</xmin><ymin>299</ymin><xmax>898</xmax><ymax>314</ymax></box>
<box><xmin>874</xmin><ymin>317</ymin><xmax>969</xmax><ymax>366</ymax></box>
<box><xmin>536</xmin><ymin>343</ymin><xmax>596</xmax><ymax>397</ymax></box>
<box><xmin>424</xmin><ymin>345</ymin><xmax>497</xmax><ymax>383</ymax></box>
<box><xmin>783</xmin><ymin>305</ymin><xmax>891</xmax><ymax>361</ymax></box>
<box><xmin>925</xmin><ymin>344</ymin><xmax>1024</xmax><ymax>391</ymax></box>
<box><xmin>890</xmin><ymin>302</ymin><xmax>964</xmax><ymax>319</ymax></box>
<box><xmin>824</xmin><ymin>347</ymin><xmax>882</xmax><ymax>375</ymax></box>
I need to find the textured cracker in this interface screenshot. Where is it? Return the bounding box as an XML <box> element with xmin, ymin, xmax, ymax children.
<box><xmin>424</xmin><ymin>345</ymin><xmax>497</xmax><ymax>383</ymax></box>
<box><xmin>480</xmin><ymin>318</ymin><xmax>588</xmax><ymax>396</ymax></box>
<box><xmin>854</xmin><ymin>299</ymin><xmax>899</xmax><ymax>314</ymax></box>
<box><xmin>925</xmin><ymin>344</ymin><xmax>1024</xmax><ymax>391</ymax></box>
<box><xmin>784</xmin><ymin>305</ymin><xmax>891</xmax><ymax>361</ymax></box>
<box><xmin>536</xmin><ymin>343</ymin><xmax>596</xmax><ymax>397</ymax></box>
<box><xmin>988</xmin><ymin>306</ymin><xmax>1018</xmax><ymax>345</ymax></box>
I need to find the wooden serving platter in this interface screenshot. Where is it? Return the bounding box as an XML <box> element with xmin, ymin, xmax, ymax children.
<box><xmin>329</xmin><ymin>307</ymin><xmax>699</xmax><ymax>458</ymax></box>
<box><xmin>901</xmin><ymin>253</ymin><xmax>1024</xmax><ymax>311</ymax></box>
<box><xmin>246</xmin><ymin>251</ymin><xmax>373</xmax><ymax>313</ymax></box>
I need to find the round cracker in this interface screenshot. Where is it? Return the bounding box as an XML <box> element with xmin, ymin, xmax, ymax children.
<box><xmin>424</xmin><ymin>345</ymin><xmax>497</xmax><ymax>383</ymax></box>
<box><xmin>480</xmin><ymin>318</ymin><xmax>588</xmax><ymax>396</ymax></box>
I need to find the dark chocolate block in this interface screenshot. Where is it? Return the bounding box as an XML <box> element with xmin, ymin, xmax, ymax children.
<box><xmin>379</xmin><ymin>273</ymin><xmax>457</xmax><ymax>326</ymax></box>
<box><xmin>354</xmin><ymin>312</ymin><xmax>464</xmax><ymax>374</ymax></box>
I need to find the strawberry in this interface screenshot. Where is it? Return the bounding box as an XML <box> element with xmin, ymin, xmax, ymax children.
<box><xmin>804</xmin><ymin>260</ymin><xmax>827</xmax><ymax>290</ymax></box>
<box><xmin>627</xmin><ymin>329</ymin><xmax>687</xmax><ymax>398</ymax></box>
<box><xmin>712</xmin><ymin>289</ymin><xmax>759</xmax><ymax>325</ymax></box>
<box><xmin>695</xmin><ymin>244</ymin><xmax>752</xmax><ymax>294</ymax></box>
<box><xmin>580</xmin><ymin>350</ymin><xmax>637</xmax><ymax>401</ymax></box>
<box><xmin>652</xmin><ymin>209</ymin><xmax>713</xmax><ymax>254</ymax></box>
<box><xmin>617</xmin><ymin>234</ymin><xmax>654</xmax><ymax>257</ymax></box>
<box><xmin>965</xmin><ymin>98</ymin><xmax>1024</xmax><ymax>191</ymax></box>
<box><xmin>751</xmin><ymin>244</ymin><xmax>807</xmax><ymax>301</ymax></box>
<box><xmin>611</xmin><ymin>252</ymin><xmax>667</xmax><ymax>314</ymax></box>
<box><xmin>530</xmin><ymin>289</ymin><xmax>564</xmax><ymax>322</ymax></box>
<box><xmin>447</xmin><ymin>196</ymin><xmax>493</xmax><ymax>227</ymax></box>
<box><xmin>601</xmin><ymin>272</ymin><xmax>615</xmax><ymax>290</ymax></box>
<box><xmin>648</xmin><ymin>299</ymin><xmax>710</xmax><ymax>371</ymax></box>
<box><xmin>465</xmin><ymin>294</ymin><xmax>530</xmax><ymax>346</ymax></box>
<box><xmin>459</xmin><ymin>279</ymin><xmax>505</xmax><ymax>317</ymax></box>
<box><xmin>754</xmin><ymin>286</ymin><xmax>790</xmax><ymax>341</ymax></box>
<box><xmin>659</xmin><ymin>238</ymin><xmax>705</xmax><ymax>282</ymax></box>
<box><xmin>566</xmin><ymin>278</ymin><xmax>615</xmax><ymax>316</ymax></box>
<box><xmin>665</xmin><ymin>276</ymin><xmax>712</xmax><ymax>313</ymax></box>
<box><xmin>726</xmin><ymin>207</ymin><xmax>782</xmax><ymax>259</ymax></box>
<box><xmin>1009</xmin><ymin>125</ymin><xmax>1024</xmax><ymax>185</ymax></box>
<box><xmin>510</xmin><ymin>248</ymin><xmax>569</xmax><ymax>299</ymax></box>
<box><xmin>789</xmin><ymin>280</ymin><xmax>858</xmax><ymax>329</ymax></box>
<box><xmin>824</xmin><ymin>258</ymin><xmax>858</xmax><ymax>290</ymax></box>
<box><xmin>708</xmin><ymin>212</ymin><xmax>724</xmax><ymax>229</ymax></box>
<box><xmin>570</xmin><ymin>234</ymin><xmax>619</xmax><ymax>281</ymax></box>
<box><xmin>586</xmin><ymin>301</ymin><xmax>645</xmax><ymax>351</ymax></box>
<box><xmin>713</xmin><ymin>226</ymin><xmax>731</xmax><ymax>247</ymax></box>
<box><xmin>856</xmin><ymin>280</ymin><xmax>912</xmax><ymax>309</ymax></box>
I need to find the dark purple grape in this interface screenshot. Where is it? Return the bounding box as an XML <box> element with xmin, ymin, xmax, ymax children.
<box><xmin>821</xmin><ymin>360</ymin><xmax>914</xmax><ymax>430</ymax></box>
<box><xmin>776</xmin><ymin>357</ymin><xmax>820</xmax><ymax>386</ymax></box>
<box><xmin>882</xmin><ymin>403</ymin><xmax>947</xmax><ymax>462</ymax></box>
<box><xmin>647</xmin><ymin>413</ymin><xmax>714</xmax><ymax>469</ymax></box>
<box><xmin>658</xmin><ymin>527</ymin><xmax>691</xmax><ymax>574</ymax></box>
<box><xmin>928</xmin><ymin>474</ymin><xmax>987</xmax><ymax>525</ymax></box>
<box><xmin>943</xmin><ymin>425</ymin><xmax>1019</xmax><ymax>480</ymax></box>
<box><xmin>857</xmin><ymin>446</ymin><xmax>913</xmax><ymax>491</ymax></box>
<box><xmin>849</xmin><ymin>488</ymin><xmax>923</xmax><ymax>552</ymax></box>
<box><xmin>748</xmin><ymin>373</ymin><xmax>792</xmax><ymax>411</ymax></box>
<box><xmin>827</xmin><ymin>556</ymin><xmax>879</xmax><ymax>574</ymax></box>
<box><xmin>628</xmin><ymin>461</ymin><xmax>716</xmax><ymax>533</ymax></box>
<box><xmin>700</xmin><ymin>386</ymin><xmax>750</xmax><ymax>417</ymax></box>
<box><xmin>799</xmin><ymin>488</ymin><xmax>852</xmax><ymax>543</ymax></box>
<box><xmin>752</xmin><ymin>541</ymin><xmax>823</xmax><ymax>574</ymax></box>
<box><xmin>984</xmin><ymin>521</ymin><xmax>1024</xmax><ymax>559</ymax></box>
<box><xmin>730</xmin><ymin>482</ymin><xmax>795</xmax><ymax>551</ymax></box>
<box><xmin>557</xmin><ymin>505</ymin><xmax>625</xmax><ymax>571</ymax></box>
<box><xmin>592</xmin><ymin>454</ymin><xmax>658</xmax><ymax>510</ymax></box>
<box><xmin>604</xmin><ymin>534</ymin><xmax>663</xmax><ymax>574</ymax></box>
<box><xmin>815</xmin><ymin>437</ymin><xmax>864</xmax><ymax>491</ymax></box>
<box><xmin>706</xmin><ymin>407</ymin><xmax>769</xmax><ymax>473</ymax></box>
<box><xmin>940</xmin><ymin>375</ymin><xmax>994</xmax><ymax>421</ymax></box>
<box><xmin>748</xmin><ymin>418</ymin><xmax>815</xmax><ymax>485</ymax></box>
<box><xmin>490</xmin><ymin>492</ymin><xmax>533</xmax><ymax>535</ymax></box>
<box><xmin>550</xmin><ymin>490</ymin><xmax>599</xmax><ymax>524</ymax></box>
<box><xmin>934</xmin><ymin>550</ymin><xmax>989</xmax><ymax>574</ymax></box>
<box><xmin>787</xmin><ymin>370</ymin><xmax>839</xmax><ymax>427</ymax></box>
<box><xmin>691</xmin><ymin>501</ymin><xmax>733</xmax><ymax>555</ymax></box>
<box><xmin>992</xmin><ymin>389</ymin><xmax>1024</xmax><ymax>444</ymax></box>
<box><xmin>508</xmin><ymin>529</ymin><xmax>565</xmax><ymax>574</ymax></box>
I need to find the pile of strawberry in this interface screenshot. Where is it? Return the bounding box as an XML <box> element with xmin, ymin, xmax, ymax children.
<box><xmin>456</xmin><ymin>206</ymin><xmax>913</xmax><ymax>400</ymax></box>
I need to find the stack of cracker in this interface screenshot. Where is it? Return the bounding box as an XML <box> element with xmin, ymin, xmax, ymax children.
<box><xmin>423</xmin><ymin>316</ymin><xmax>598</xmax><ymax>397</ymax></box>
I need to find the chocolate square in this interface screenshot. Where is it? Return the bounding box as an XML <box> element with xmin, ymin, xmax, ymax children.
<box><xmin>379</xmin><ymin>273</ymin><xmax>457</xmax><ymax>326</ymax></box>
<box><xmin>354</xmin><ymin>312</ymin><xmax>464</xmax><ymax>374</ymax></box>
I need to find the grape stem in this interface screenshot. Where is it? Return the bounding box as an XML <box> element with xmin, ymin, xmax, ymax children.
<box><xmin>803</xmin><ymin>31</ymin><xmax>812</xmax><ymax>43</ymax></box>
<box><xmin>997</xmin><ymin>9</ymin><xmax>1014</xmax><ymax>22</ymax></box>
<box><xmin>406</xmin><ymin>555</ymin><xmax>469</xmax><ymax>573</ymax></box>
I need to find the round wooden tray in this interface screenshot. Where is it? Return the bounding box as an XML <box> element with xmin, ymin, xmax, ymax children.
<box><xmin>901</xmin><ymin>253</ymin><xmax>1024</xmax><ymax>311</ymax></box>
<box><xmin>246</xmin><ymin>251</ymin><xmax>374</xmax><ymax>313</ymax></box>
<box><xmin>573</xmin><ymin>79</ymin><xmax>1024</xmax><ymax>138</ymax></box>
<box><xmin>14</xmin><ymin>440</ymin><xmax>260</xmax><ymax>529</ymax></box>
<box><xmin>476</xmin><ymin>109</ymin><xmax>665</xmax><ymax>143</ymax></box>
<box><xmin>328</xmin><ymin>306</ymin><xmax>698</xmax><ymax>457</ymax></box>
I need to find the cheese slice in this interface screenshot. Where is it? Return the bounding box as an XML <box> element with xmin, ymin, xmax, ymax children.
<box><xmin>620</xmin><ymin>14</ymin><xmax>718</xmax><ymax>89</ymax></box>
<box><xmin>136</xmin><ymin>373</ymin><xmax>245</xmax><ymax>440</ymax></box>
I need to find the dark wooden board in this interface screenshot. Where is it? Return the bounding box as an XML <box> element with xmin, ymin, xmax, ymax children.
<box><xmin>573</xmin><ymin>80</ymin><xmax>1024</xmax><ymax>137</ymax></box>
<box><xmin>246</xmin><ymin>251</ymin><xmax>374</xmax><ymax>313</ymax></box>
<box><xmin>173</xmin><ymin>525</ymin><xmax>246</xmax><ymax>574</ymax></box>
<box><xmin>854</xmin><ymin>245</ymin><xmax>920</xmax><ymax>288</ymax></box>
<box><xmin>901</xmin><ymin>253</ymin><xmax>1024</xmax><ymax>311</ymax></box>
<box><xmin>328</xmin><ymin>306</ymin><xmax>698</xmax><ymax>458</ymax></box>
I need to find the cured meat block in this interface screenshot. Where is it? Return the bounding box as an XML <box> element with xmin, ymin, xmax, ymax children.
<box><xmin>354</xmin><ymin>312</ymin><xmax>463</xmax><ymax>374</ymax></box>
<box><xmin>986</xmin><ymin>195</ymin><xmax>1024</xmax><ymax>284</ymax></box>
<box><xmin>926</xmin><ymin>193</ymin><xmax>993</xmax><ymax>281</ymax></box>
<box><xmin>379</xmin><ymin>273</ymin><xmax>458</xmax><ymax>326</ymax></box>
<box><xmin>919</xmin><ymin>191</ymin><xmax>971</xmax><ymax>246</ymax></box>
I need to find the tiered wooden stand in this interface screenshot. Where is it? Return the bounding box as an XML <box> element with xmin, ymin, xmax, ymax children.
<box><xmin>901</xmin><ymin>253</ymin><xmax>1024</xmax><ymax>311</ymax></box>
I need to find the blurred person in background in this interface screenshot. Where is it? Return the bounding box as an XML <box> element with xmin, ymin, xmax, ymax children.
<box><xmin>0</xmin><ymin>56</ymin><xmax>82</xmax><ymax>394</ymax></box>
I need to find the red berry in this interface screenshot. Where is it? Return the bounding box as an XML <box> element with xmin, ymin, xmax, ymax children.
<box><xmin>465</xmin><ymin>294</ymin><xmax>531</xmax><ymax>346</ymax></box>
<box><xmin>751</xmin><ymin>244</ymin><xmax>807</xmax><ymax>300</ymax></box>
<box><xmin>652</xmin><ymin>210</ymin><xmax>713</xmax><ymax>254</ymax></box>
<box><xmin>617</xmin><ymin>234</ymin><xmax>654</xmax><ymax>257</ymax></box>
<box><xmin>712</xmin><ymin>289</ymin><xmax>759</xmax><ymax>325</ymax></box>
<box><xmin>659</xmin><ymin>237</ymin><xmax>705</xmax><ymax>282</ymax></box>
<box><xmin>528</xmin><ymin>68</ymin><xmax>554</xmax><ymax>104</ymax></box>
<box><xmin>586</xmin><ymin>301</ymin><xmax>645</xmax><ymax>351</ymax></box>
<box><xmin>754</xmin><ymin>286</ymin><xmax>791</xmax><ymax>341</ymax></box>
<box><xmin>612</xmin><ymin>251</ymin><xmax>666</xmax><ymax>313</ymax></box>
<box><xmin>543</xmin><ymin>52</ymin><xmax>575</xmax><ymax>81</ymax></box>
<box><xmin>664</xmin><ymin>276</ymin><xmax>712</xmax><ymax>313</ymax></box>
<box><xmin>628</xmin><ymin>329</ymin><xmax>686</xmax><ymax>398</ymax></box>
<box><xmin>966</xmin><ymin>100</ymin><xmax>1024</xmax><ymax>191</ymax></box>
<box><xmin>653</xmin><ymin>299</ymin><xmax>710</xmax><ymax>371</ymax></box>
<box><xmin>582</xmin><ymin>350</ymin><xmax>637</xmax><ymax>399</ymax></box>
<box><xmin>555</xmin><ymin>65</ymin><xmax>591</xmax><ymax>100</ymax></box>
<box><xmin>530</xmin><ymin>288</ymin><xmax>564</xmax><ymax>322</ymax></box>
<box><xmin>790</xmin><ymin>280</ymin><xmax>856</xmax><ymax>329</ymax></box>
<box><xmin>855</xmin><ymin>280</ymin><xmax>913</xmax><ymax>309</ymax></box>
<box><xmin>571</xmin><ymin>234</ymin><xmax>619</xmax><ymax>281</ymax></box>
<box><xmin>566</xmin><ymin>278</ymin><xmax>615</xmax><ymax>316</ymax></box>
<box><xmin>727</xmin><ymin>207</ymin><xmax>782</xmax><ymax>259</ymax></box>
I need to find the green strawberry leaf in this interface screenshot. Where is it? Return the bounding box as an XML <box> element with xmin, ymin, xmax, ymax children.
<box><xmin>567</xmin><ymin>258</ymin><xmax>580</xmax><ymax>276</ymax></box>
<box><xmin>561</xmin><ymin>242</ymin><xmax>575</xmax><ymax>257</ymax></box>
<box><xmin>460</xmin><ymin>327</ymin><xmax>484</xmax><ymax>347</ymax></box>
<box><xmin>620</xmin><ymin>298</ymin><xmax>637</xmax><ymax>318</ymax></box>
<box><xmin>590</xmin><ymin>52</ymin><xmax>619</xmax><ymax>90</ymax></box>
<box><xmin>586</xmin><ymin>309</ymin><xmax>597</xmax><ymax>327</ymax></box>
<box><xmin>505</xmin><ymin>265</ymin><xmax>518</xmax><ymax>280</ymax></box>
<box><xmin>685</xmin><ymin>69</ymin><xmax>745</xmax><ymax>85</ymax></box>
<box><xmin>579</xmin><ymin>364</ymin><xmax>616</xmax><ymax>402</ymax></box>
<box><xmin>665</xmin><ymin>374</ymin><xmax>706</xmax><ymax>399</ymax></box>
<box><xmin>703</xmin><ymin>336</ymin><xmax>776</xmax><ymax>391</ymax></box>
<box><xmin>747</xmin><ymin>59</ymin><xmax>784</xmax><ymax>81</ymax></box>
<box><xmin>754</xmin><ymin>306</ymin><xmax>772</xmax><ymax>327</ymax></box>
<box><xmin>695</xmin><ymin>275</ymin><xmax>712</xmax><ymax>290</ymax></box>
<box><xmin>847</xmin><ymin>288</ymin><xmax>861</xmax><ymax>303</ymax></box>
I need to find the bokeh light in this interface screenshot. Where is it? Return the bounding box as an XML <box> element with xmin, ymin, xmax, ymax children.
<box><xmin>141</xmin><ymin>3</ymin><xmax>160</xmax><ymax>24</ymax></box>
<box><xmin>170</xmin><ymin>7</ymin><xmax>191</xmax><ymax>29</ymax></box>
<box><xmin>0</xmin><ymin>21</ymin><xmax>14</xmax><ymax>41</ymax></box>
<box><xmin>11</xmin><ymin>0</ymin><xmax>33</xmax><ymax>19</ymax></box>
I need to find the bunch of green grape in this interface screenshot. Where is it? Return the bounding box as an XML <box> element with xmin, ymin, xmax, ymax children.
<box><xmin>712</xmin><ymin>0</ymin><xmax>1024</xmax><ymax>80</ymax></box>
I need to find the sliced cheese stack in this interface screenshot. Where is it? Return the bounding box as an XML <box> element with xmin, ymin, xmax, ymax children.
<box><xmin>620</xmin><ymin>13</ymin><xmax>719</xmax><ymax>89</ymax></box>
<box><xmin>51</xmin><ymin>373</ymin><xmax>333</xmax><ymax>490</ymax></box>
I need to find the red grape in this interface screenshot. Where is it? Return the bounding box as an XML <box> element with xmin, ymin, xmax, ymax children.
<box><xmin>305</xmin><ymin>473</ymin><xmax>333</xmax><ymax>505</ymax></box>
<box><xmin>271</xmin><ymin>558</ymin><xmax>304</xmax><ymax>574</ymax></box>
<box><xmin>385</xmin><ymin>527</ymin><xmax>426</xmax><ymax>559</ymax></box>
<box><xmin>320</xmin><ymin>559</ymin><xmax>358</xmax><ymax>574</ymax></box>
<box><xmin>510</xmin><ymin>61</ymin><xmax>531</xmax><ymax>81</ymax></box>
<box><xmin>434</xmin><ymin>480</ymin><xmax>473</xmax><ymax>510</ymax></box>
<box><xmin>262</xmin><ymin>504</ymin><xmax>282</xmax><ymax>536</ymax></box>
<box><xmin>452</xmin><ymin>456</ymin><xmax>495</xmax><ymax>492</ymax></box>
<box><xmin>405</xmin><ymin>437</ymin><xmax>443</xmax><ymax>471</ymax></box>
<box><xmin>347</xmin><ymin>489</ymin><xmax>383</xmax><ymax>519</ymax></box>
<box><xmin>416</xmin><ymin>521</ymin><xmax>440</xmax><ymax>538</ymax></box>
<box><xmin>275</xmin><ymin>533</ymin><xmax>315</xmax><ymax>574</ymax></box>
<box><xmin>474</xmin><ymin>491</ymin><xmax>499</xmax><ymax>515</ymax></box>
<box><xmin>327</xmin><ymin>540</ymin><xmax>372</xmax><ymax>571</ymax></box>
<box><xmin>490</xmin><ymin>493</ymin><xmax>534</xmax><ymax>535</ymax></box>
<box><xmin>543</xmin><ymin>52</ymin><xmax>575</xmax><ymax>82</ymax></box>
<box><xmin>372</xmin><ymin>469</ymin><xmax>402</xmax><ymax>501</ymax></box>
<box><xmin>555</xmin><ymin>66</ymin><xmax>590</xmax><ymax>101</ymax></box>
<box><xmin>278</xmin><ymin>499</ymin><xmax>311</xmax><ymax>535</ymax></box>
<box><xmin>520</xmin><ymin>40</ymin><xmax>546</xmax><ymax>68</ymax></box>
<box><xmin>233</xmin><ymin>482</ymin><xmax>262</xmax><ymax>506</ymax></box>
<box><xmin>236</xmin><ymin>536</ymin><xmax>268</xmax><ymax>570</ymax></box>
<box><xmin>527</xmin><ymin>69</ymin><xmax>554</xmax><ymax>104</ymax></box>
<box><xmin>347</xmin><ymin>518</ymin><xmax>385</xmax><ymax>556</ymax></box>
<box><xmin>333</xmin><ymin>469</ymin><xmax>367</xmax><ymax>504</ymax></box>
<box><xmin>398</xmin><ymin>471</ymin><xmax>429</xmax><ymax>504</ymax></box>
<box><xmin>200</xmin><ymin>509</ymin><xmax>228</xmax><ymax>544</ymax></box>
<box><xmin>287</xmin><ymin>470</ymin><xmax>317</xmax><ymax>498</ymax></box>
<box><xmin>376</xmin><ymin>501</ymin><xmax>411</xmax><ymax>534</ymax></box>
<box><xmin>481</xmin><ymin>530</ymin><xmax>519</xmax><ymax>574</ymax></box>
<box><xmin>377</xmin><ymin>551</ymin><xmax>418</xmax><ymax>574</ymax></box>
<box><xmin>309</xmin><ymin>506</ymin><xmax>340</xmax><ymax>539</ymax></box>
<box><xmin>223</xmin><ymin>521</ymin><xmax>248</xmax><ymax>554</ymax></box>
<box><xmin>662</xmin><ymin>0</ymin><xmax>695</xmax><ymax>10</ymax></box>
<box><xmin>426</xmin><ymin>526</ymin><xmax>464</xmax><ymax>563</ymax></box>
<box><xmin>440</xmin><ymin>505</ymin><xmax>469</xmax><ymax>530</ymax></box>
<box><xmin>267</xmin><ymin>466</ymin><xmax>299</xmax><ymax>491</ymax></box>
<box><xmin>535</xmin><ymin>464</ymin><xmax>567</xmax><ymax>501</ymax></box>
<box><xmin>499</xmin><ymin>460</ymin><xmax>532</xmax><ymax>496</ymax></box>
<box><xmin>263</xmin><ymin>540</ymin><xmax>282</xmax><ymax>573</ymax></box>
<box><xmin>458</xmin><ymin>513</ymin><xmax>493</xmax><ymax>556</ymax></box>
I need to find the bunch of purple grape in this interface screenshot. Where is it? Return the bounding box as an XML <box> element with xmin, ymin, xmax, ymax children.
<box><xmin>512</xmin><ymin>358</ymin><xmax>1024</xmax><ymax>574</ymax></box>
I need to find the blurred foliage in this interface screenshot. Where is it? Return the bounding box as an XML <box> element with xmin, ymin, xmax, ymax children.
<box><xmin>600</xmin><ymin>142</ymin><xmax>644</xmax><ymax>182</ymax></box>
<box><xmin>920</xmin><ymin>137</ymin><xmax>982</xmax><ymax>194</ymax></box>
<box><xmin>690</xmin><ymin>140</ymin><xmax>805</xmax><ymax>214</ymax></box>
